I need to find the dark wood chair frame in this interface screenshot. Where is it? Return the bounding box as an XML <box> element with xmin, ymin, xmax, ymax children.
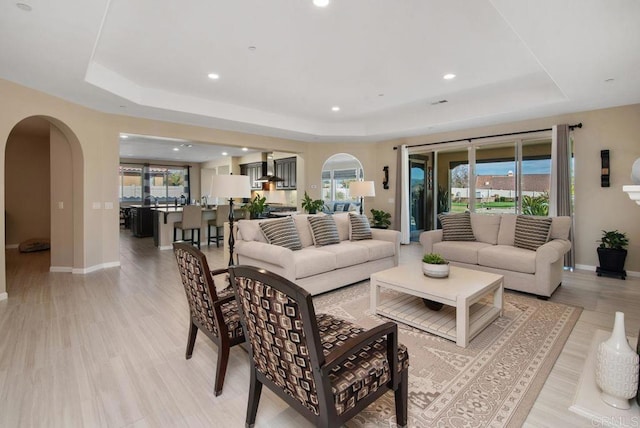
<box><xmin>173</xmin><ymin>242</ymin><xmax>245</xmax><ymax>396</ymax></box>
<box><xmin>229</xmin><ymin>265</ymin><xmax>408</xmax><ymax>428</ymax></box>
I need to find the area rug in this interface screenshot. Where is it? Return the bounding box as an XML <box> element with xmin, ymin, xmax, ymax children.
<box><xmin>313</xmin><ymin>282</ymin><xmax>582</xmax><ymax>428</ymax></box>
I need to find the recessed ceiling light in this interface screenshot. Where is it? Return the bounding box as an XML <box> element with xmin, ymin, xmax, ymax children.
<box><xmin>222</xmin><ymin>152</ymin><xmax>228</xmax><ymax>156</ymax></box>
<box><xmin>173</xmin><ymin>147</ymin><xmax>179</xmax><ymax>152</ymax></box>
<box><xmin>443</xmin><ymin>73</ymin><xmax>456</xmax><ymax>80</ymax></box>
<box><xmin>313</xmin><ymin>0</ymin><xmax>329</xmax><ymax>7</ymax></box>
<box><xmin>121</xmin><ymin>135</ymin><xmax>128</xmax><ymax>139</ymax></box>
<box><xmin>208</xmin><ymin>73</ymin><xmax>220</xmax><ymax>80</ymax></box>
<box><xmin>331</xmin><ymin>106</ymin><xmax>340</xmax><ymax>112</ymax></box>
<box><xmin>242</xmin><ymin>147</ymin><xmax>248</xmax><ymax>151</ymax></box>
<box><xmin>16</xmin><ymin>3</ymin><xmax>32</xmax><ymax>11</ymax></box>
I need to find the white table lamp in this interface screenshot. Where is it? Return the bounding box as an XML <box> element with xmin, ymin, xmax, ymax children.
<box><xmin>210</xmin><ymin>175</ymin><xmax>251</xmax><ymax>265</ymax></box>
<box><xmin>350</xmin><ymin>180</ymin><xmax>376</xmax><ymax>215</ymax></box>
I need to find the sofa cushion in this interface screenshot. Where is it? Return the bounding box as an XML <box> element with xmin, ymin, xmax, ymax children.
<box><xmin>237</xmin><ymin>219</ymin><xmax>267</xmax><ymax>243</ymax></box>
<box><xmin>470</xmin><ymin>213</ymin><xmax>501</xmax><ymax>244</ymax></box>
<box><xmin>550</xmin><ymin>216</ymin><xmax>571</xmax><ymax>240</ymax></box>
<box><xmin>514</xmin><ymin>216</ymin><xmax>552</xmax><ymax>251</ymax></box>
<box><xmin>497</xmin><ymin>214</ymin><xmax>517</xmax><ymax>246</ymax></box>
<box><xmin>478</xmin><ymin>245</ymin><xmax>536</xmax><ymax>274</ymax></box>
<box><xmin>293</xmin><ymin>214</ymin><xmax>316</xmax><ymax>248</ymax></box>
<box><xmin>349</xmin><ymin>213</ymin><xmax>372</xmax><ymax>241</ymax></box>
<box><xmin>351</xmin><ymin>239</ymin><xmax>396</xmax><ymax>261</ymax></box>
<box><xmin>333</xmin><ymin>212</ymin><xmax>350</xmax><ymax>241</ymax></box>
<box><xmin>292</xmin><ymin>248</ymin><xmax>337</xmax><ymax>278</ymax></box>
<box><xmin>433</xmin><ymin>241</ymin><xmax>493</xmax><ymax>265</ymax></box>
<box><xmin>438</xmin><ymin>212</ymin><xmax>475</xmax><ymax>241</ymax></box>
<box><xmin>309</xmin><ymin>216</ymin><xmax>340</xmax><ymax>246</ymax></box>
<box><xmin>314</xmin><ymin>242</ymin><xmax>369</xmax><ymax>268</ymax></box>
<box><xmin>259</xmin><ymin>217</ymin><xmax>302</xmax><ymax>250</ymax></box>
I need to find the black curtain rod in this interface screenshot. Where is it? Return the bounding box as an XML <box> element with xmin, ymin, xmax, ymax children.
<box><xmin>393</xmin><ymin>122</ymin><xmax>582</xmax><ymax>150</ymax></box>
<box><xmin>120</xmin><ymin>161</ymin><xmax>191</xmax><ymax>168</ymax></box>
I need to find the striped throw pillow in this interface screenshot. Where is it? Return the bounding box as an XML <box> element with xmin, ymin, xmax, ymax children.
<box><xmin>308</xmin><ymin>216</ymin><xmax>340</xmax><ymax>247</ymax></box>
<box><xmin>259</xmin><ymin>217</ymin><xmax>302</xmax><ymax>250</ymax></box>
<box><xmin>438</xmin><ymin>212</ymin><xmax>475</xmax><ymax>241</ymax></box>
<box><xmin>514</xmin><ymin>215</ymin><xmax>552</xmax><ymax>251</ymax></box>
<box><xmin>349</xmin><ymin>213</ymin><xmax>372</xmax><ymax>241</ymax></box>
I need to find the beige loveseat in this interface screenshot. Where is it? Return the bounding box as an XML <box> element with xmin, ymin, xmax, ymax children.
<box><xmin>419</xmin><ymin>213</ymin><xmax>572</xmax><ymax>298</ymax></box>
<box><xmin>235</xmin><ymin>213</ymin><xmax>401</xmax><ymax>295</ymax></box>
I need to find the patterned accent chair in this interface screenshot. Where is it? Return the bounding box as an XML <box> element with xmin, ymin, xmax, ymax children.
<box><xmin>173</xmin><ymin>242</ymin><xmax>245</xmax><ymax>396</ymax></box>
<box><xmin>229</xmin><ymin>265</ymin><xmax>409</xmax><ymax>428</ymax></box>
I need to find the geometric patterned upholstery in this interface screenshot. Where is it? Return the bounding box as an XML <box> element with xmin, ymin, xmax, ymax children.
<box><xmin>174</xmin><ymin>247</ymin><xmax>243</xmax><ymax>339</ymax></box>
<box><xmin>317</xmin><ymin>313</ymin><xmax>409</xmax><ymax>415</ymax></box>
<box><xmin>230</xmin><ymin>265</ymin><xmax>409</xmax><ymax>427</ymax></box>
<box><xmin>173</xmin><ymin>242</ymin><xmax>245</xmax><ymax>396</ymax></box>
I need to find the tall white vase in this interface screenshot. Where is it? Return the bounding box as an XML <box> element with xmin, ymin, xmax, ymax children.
<box><xmin>595</xmin><ymin>311</ymin><xmax>640</xmax><ymax>409</ymax></box>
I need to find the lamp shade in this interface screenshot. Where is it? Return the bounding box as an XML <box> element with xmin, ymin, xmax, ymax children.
<box><xmin>210</xmin><ymin>175</ymin><xmax>251</xmax><ymax>199</ymax></box>
<box><xmin>350</xmin><ymin>180</ymin><xmax>376</xmax><ymax>198</ymax></box>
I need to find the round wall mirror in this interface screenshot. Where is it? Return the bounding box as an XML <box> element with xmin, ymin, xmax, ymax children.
<box><xmin>321</xmin><ymin>153</ymin><xmax>364</xmax><ymax>212</ymax></box>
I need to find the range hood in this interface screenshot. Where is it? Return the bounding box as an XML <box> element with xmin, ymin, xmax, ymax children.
<box><xmin>257</xmin><ymin>152</ymin><xmax>284</xmax><ymax>182</ymax></box>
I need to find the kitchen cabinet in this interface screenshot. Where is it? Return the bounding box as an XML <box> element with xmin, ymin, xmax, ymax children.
<box><xmin>275</xmin><ymin>157</ymin><xmax>296</xmax><ymax>190</ymax></box>
<box><xmin>240</xmin><ymin>162</ymin><xmax>265</xmax><ymax>190</ymax></box>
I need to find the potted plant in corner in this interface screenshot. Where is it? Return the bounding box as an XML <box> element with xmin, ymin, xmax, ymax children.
<box><xmin>301</xmin><ymin>191</ymin><xmax>325</xmax><ymax>214</ymax></box>
<box><xmin>370</xmin><ymin>208</ymin><xmax>391</xmax><ymax>229</ymax></box>
<box><xmin>597</xmin><ymin>229</ymin><xmax>628</xmax><ymax>279</ymax></box>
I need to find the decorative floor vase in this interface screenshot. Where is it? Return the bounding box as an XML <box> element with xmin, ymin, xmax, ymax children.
<box><xmin>595</xmin><ymin>311</ymin><xmax>639</xmax><ymax>409</ymax></box>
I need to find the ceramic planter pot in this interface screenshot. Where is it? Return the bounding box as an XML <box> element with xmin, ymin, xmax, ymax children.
<box><xmin>422</xmin><ymin>262</ymin><xmax>449</xmax><ymax>278</ymax></box>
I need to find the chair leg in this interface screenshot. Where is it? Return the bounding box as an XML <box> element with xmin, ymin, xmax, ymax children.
<box><xmin>395</xmin><ymin>368</ymin><xmax>408</xmax><ymax>428</ymax></box>
<box><xmin>214</xmin><ymin>342</ymin><xmax>231</xmax><ymax>396</ymax></box>
<box><xmin>207</xmin><ymin>224</ymin><xmax>212</xmax><ymax>247</ymax></box>
<box><xmin>174</xmin><ymin>227</ymin><xmax>178</xmax><ymax>242</ymax></box>
<box><xmin>246</xmin><ymin>368</ymin><xmax>263</xmax><ymax>428</ymax></box>
<box><xmin>216</xmin><ymin>226</ymin><xmax>221</xmax><ymax>248</ymax></box>
<box><xmin>186</xmin><ymin>321</ymin><xmax>198</xmax><ymax>359</ymax></box>
<box><xmin>196</xmin><ymin>229</ymin><xmax>200</xmax><ymax>249</ymax></box>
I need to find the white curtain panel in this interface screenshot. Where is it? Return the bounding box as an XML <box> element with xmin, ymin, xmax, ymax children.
<box><xmin>400</xmin><ymin>145</ymin><xmax>411</xmax><ymax>244</ymax></box>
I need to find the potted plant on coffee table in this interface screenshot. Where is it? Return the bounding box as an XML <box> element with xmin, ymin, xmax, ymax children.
<box><xmin>597</xmin><ymin>230</ymin><xmax>628</xmax><ymax>279</ymax></box>
<box><xmin>421</xmin><ymin>253</ymin><xmax>449</xmax><ymax>311</ymax></box>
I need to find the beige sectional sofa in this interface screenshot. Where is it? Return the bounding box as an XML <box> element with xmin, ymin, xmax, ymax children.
<box><xmin>420</xmin><ymin>213</ymin><xmax>572</xmax><ymax>298</ymax></box>
<box><xmin>235</xmin><ymin>213</ymin><xmax>401</xmax><ymax>295</ymax></box>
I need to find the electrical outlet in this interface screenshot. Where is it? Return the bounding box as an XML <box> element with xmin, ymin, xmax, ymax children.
<box><xmin>92</xmin><ymin>202</ymin><xmax>101</xmax><ymax>209</ymax></box>
<box><xmin>104</xmin><ymin>202</ymin><xmax>114</xmax><ymax>209</ymax></box>
<box><xmin>57</xmin><ymin>201</ymin><xmax>64</xmax><ymax>209</ymax></box>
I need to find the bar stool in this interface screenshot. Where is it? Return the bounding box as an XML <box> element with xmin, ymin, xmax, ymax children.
<box><xmin>174</xmin><ymin>205</ymin><xmax>202</xmax><ymax>249</ymax></box>
<box><xmin>208</xmin><ymin>204</ymin><xmax>229</xmax><ymax>247</ymax></box>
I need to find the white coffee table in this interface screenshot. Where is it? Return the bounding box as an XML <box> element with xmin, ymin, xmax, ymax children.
<box><xmin>370</xmin><ymin>263</ymin><xmax>503</xmax><ymax>347</ymax></box>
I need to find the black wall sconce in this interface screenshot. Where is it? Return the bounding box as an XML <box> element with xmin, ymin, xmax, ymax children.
<box><xmin>382</xmin><ymin>166</ymin><xmax>389</xmax><ymax>189</ymax></box>
<box><xmin>601</xmin><ymin>149</ymin><xmax>610</xmax><ymax>187</ymax></box>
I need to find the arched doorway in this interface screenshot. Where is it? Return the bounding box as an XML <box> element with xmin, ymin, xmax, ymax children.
<box><xmin>3</xmin><ymin>115</ymin><xmax>83</xmax><ymax>296</ymax></box>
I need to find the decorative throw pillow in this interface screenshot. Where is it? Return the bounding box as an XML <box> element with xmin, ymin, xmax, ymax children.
<box><xmin>259</xmin><ymin>217</ymin><xmax>302</xmax><ymax>250</ymax></box>
<box><xmin>349</xmin><ymin>213</ymin><xmax>372</xmax><ymax>241</ymax></box>
<box><xmin>308</xmin><ymin>215</ymin><xmax>340</xmax><ymax>246</ymax></box>
<box><xmin>514</xmin><ymin>215</ymin><xmax>552</xmax><ymax>251</ymax></box>
<box><xmin>334</xmin><ymin>203</ymin><xmax>346</xmax><ymax>212</ymax></box>
<box><xmin>438</xmin><ymin>212</ymin><xmax>475</xmax><ymax>241</ymax></box>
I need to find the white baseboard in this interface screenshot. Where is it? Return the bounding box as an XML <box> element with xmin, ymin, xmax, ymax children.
<box><xmin>72</xmin><ymin>261</ymin><xmax>120</xmax><ymax>274</ymax></box>
<box><xmin>0</xmin><ymin>292</ymin><xmax>7</xmax><ymax>301</ymax></box>
<box><xmin>574</xmin><ymin>264</ymin><xmax>639</xmax><ymax>278</ymax></box>
<box><xmin>50</xmin><ymin>266</ymin><xmax>72</xmax><ymax>273</ymax></box>
<box><xmin>5</xmin><ymin>244</ymin><xmax>19</xmax><ymax>249</ymax></box>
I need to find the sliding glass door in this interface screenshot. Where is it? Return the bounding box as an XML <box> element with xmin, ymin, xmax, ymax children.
<box><xmin>428</xmin><ymin>137</ymin><xmax>552</xmax><ymax>225</ymax></box>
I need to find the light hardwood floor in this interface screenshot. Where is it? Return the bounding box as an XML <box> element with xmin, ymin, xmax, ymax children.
<box><xmin>1</xmin><ymin>231</ymin><xmax>638</xmax><ymax>427</ymax></box>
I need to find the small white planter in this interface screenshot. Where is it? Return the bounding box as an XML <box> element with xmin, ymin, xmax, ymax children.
<box><xmin>422</xmin><ymin>262</ymin><xmax>450</xmax><ymax>278</ymax></box>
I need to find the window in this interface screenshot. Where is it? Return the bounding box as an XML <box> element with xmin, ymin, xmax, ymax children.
<box><xmin>119</xmin><ymin>164</ymin><xmax>190</xmax><ymax>204</ymax></box>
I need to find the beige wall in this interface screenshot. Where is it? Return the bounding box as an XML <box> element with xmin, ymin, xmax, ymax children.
<box><xmin>50</xmin><ymin>124</ymin><xmax>74</xmax><ymax>268</ymax></box>
<box><xmin>4</xmin><ymin>125</ymin><xmax>51</xmax><ymax>246</ymax></box>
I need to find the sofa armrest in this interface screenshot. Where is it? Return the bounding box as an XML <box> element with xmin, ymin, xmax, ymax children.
<box><xmin>535</xmin><ymin>239</ymin><xmax>571</xmax><ymax>265</ymax></box>
<box><xmin>235</xmin><ymin>241</ymin><xmax>293</xmax><ymax>268</ymax></box>
<box><xmin>419</xmin><ymin>230</ymin><xmax>443</xmax><ymax>254</ymax></box>
<box><xmin>371</xmin><ymin>229</ymin><xmax>401</xmax><ymax>266</ymax></box>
